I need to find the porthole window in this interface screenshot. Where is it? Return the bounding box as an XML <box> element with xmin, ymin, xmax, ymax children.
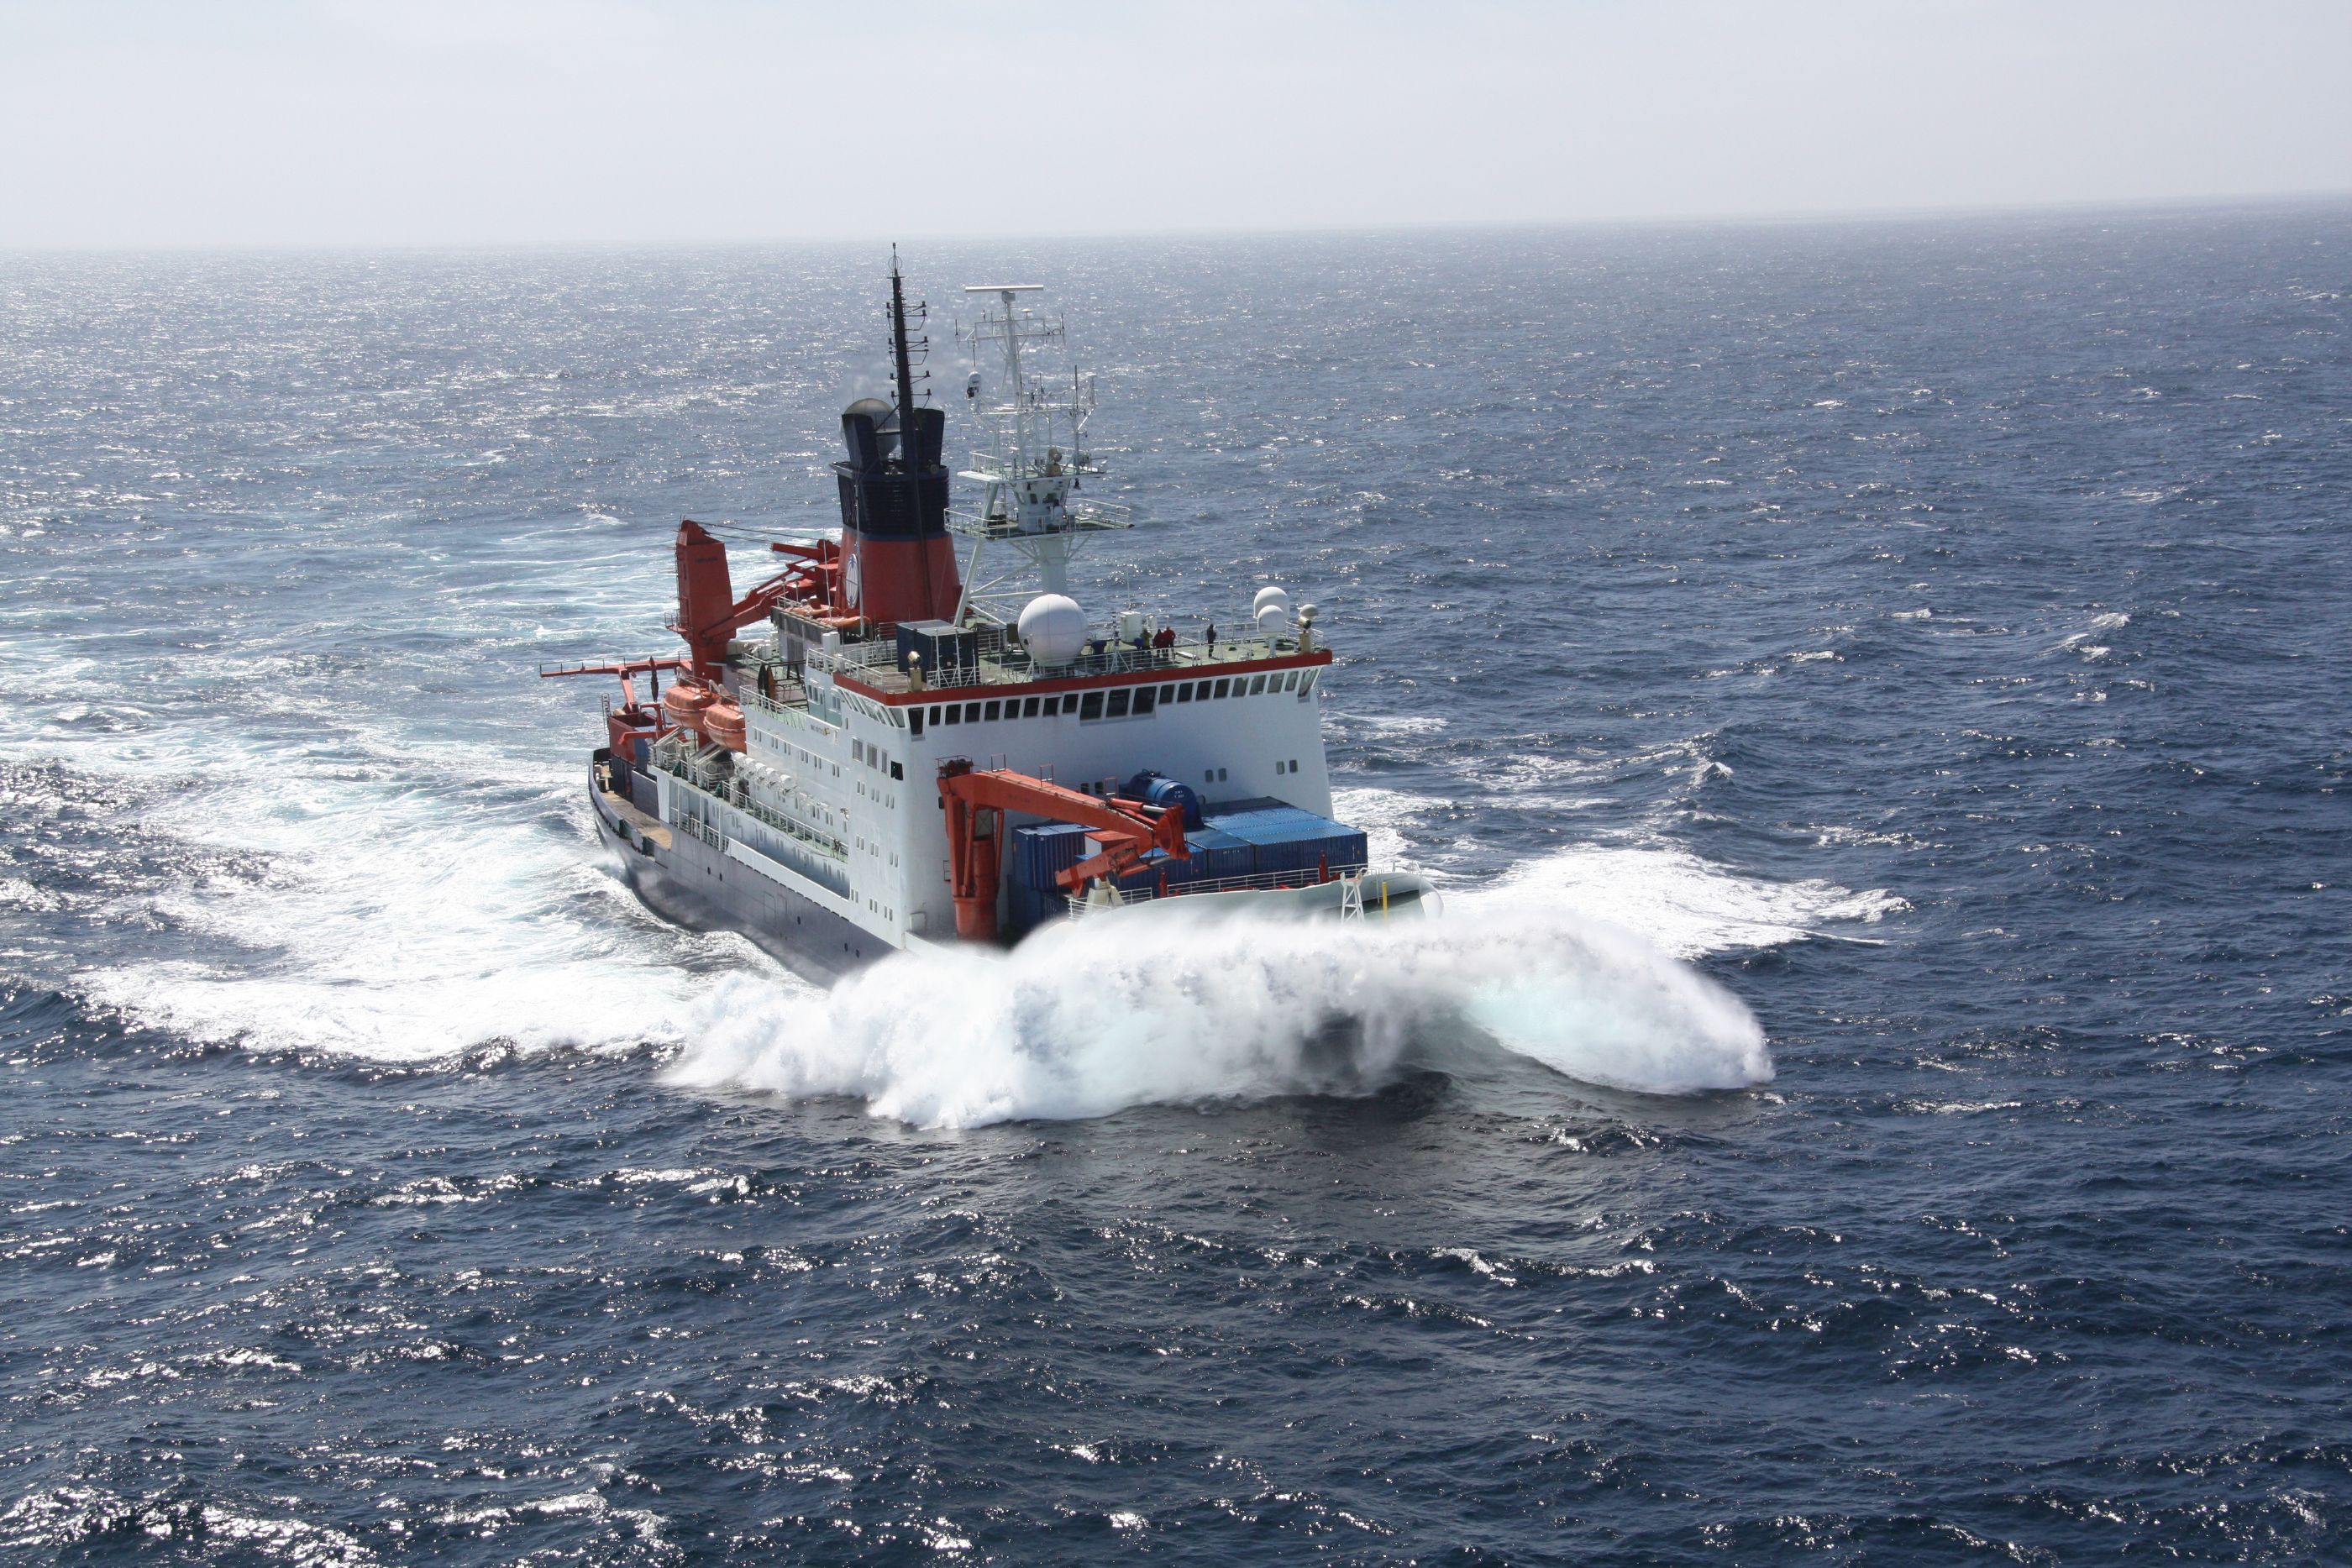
<box><xmin>1217</xmin><ymin>767</ymin><xmax>1228</xmax><ymax>783</ymax></box>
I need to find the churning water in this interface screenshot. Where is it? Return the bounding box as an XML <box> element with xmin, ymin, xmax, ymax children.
<box><xmin>2</xmin><ymin>207</ymin><xmax>2347</xmax><ymax>1562</ymax></box>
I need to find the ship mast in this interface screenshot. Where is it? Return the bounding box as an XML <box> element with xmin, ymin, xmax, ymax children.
<box><xmin>889</xmin><ymin>247</ymin><xmax>921</xmax><ymax>447</ymax></box>
<box><xmin>948</xmin><ymin>283</ymin><xmax>1131</xmax><ymax>623</ymax></box>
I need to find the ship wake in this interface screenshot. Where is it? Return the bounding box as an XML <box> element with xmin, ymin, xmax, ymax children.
<box><xmin>667</xmin><ymin>903</ymin><xmax>1771</xmax><ymax>1129</ymax></box>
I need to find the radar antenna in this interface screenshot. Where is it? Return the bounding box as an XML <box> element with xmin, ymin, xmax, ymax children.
<box><xmin>947</xmin><ymin>282</ymin><xmax>1132</xmax><ymax>622</ymax></box>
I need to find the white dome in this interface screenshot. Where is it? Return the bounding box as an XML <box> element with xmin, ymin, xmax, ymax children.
<box><xmin>1018</xmin><ymin>594</ymin><xmax>1088</xmax><ymax>666</ymax></box>
<box><xmin>1256</xmin><ymin>603</ymin><xmax>1291</xmax><ymax>634</ymax></box>
<box><xmin>1252</xmin><ymin>585</ymin><xmax>1293</xmax><ymax>619</ymax></box>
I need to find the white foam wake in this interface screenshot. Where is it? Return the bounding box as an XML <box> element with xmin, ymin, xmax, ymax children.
<box><xmin>71</xmin><ymin>748</ymin><xmax>732</xmax><ymax>1061</ymax></box>
<box><xmin>1452</xmin><ymin>841</ymin><xmax>1905</xmax><ymax>958</ymax></box>
<box><xmin>666</xmin><ymin>903</ymin><xmax>1770</xmax><ymax>1129</ymax></box>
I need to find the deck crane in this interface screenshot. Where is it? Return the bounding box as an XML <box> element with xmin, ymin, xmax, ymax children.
<box><xmin>937</xmin><ymin>759</ymin><xmax>1190</xmax><ymax>941</ymax></box>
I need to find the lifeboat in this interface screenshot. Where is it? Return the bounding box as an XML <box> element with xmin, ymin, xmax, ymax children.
<box><xmin>701</xmin><ymin>699</ymin><xmax>748</xmax><ymax>753</ymax></box>
<box><xmin>661</xmin><ymin>681</ymin><xmax>716</xmax><ymax>728</ymax></box>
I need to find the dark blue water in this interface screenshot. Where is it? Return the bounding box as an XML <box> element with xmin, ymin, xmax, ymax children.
<box><xmin>3</xmin><ymin>207</ymin><xmax>2347</xmax><ymax>1563</ymax></box>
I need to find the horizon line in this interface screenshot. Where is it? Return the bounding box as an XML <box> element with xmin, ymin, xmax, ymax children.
<box><xmin>5</xmin><ymin>188</ymin><xmax>2349</xmax><ymax>261</ymax></box>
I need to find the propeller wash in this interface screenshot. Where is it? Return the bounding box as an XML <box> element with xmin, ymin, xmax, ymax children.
<box><xmin>547</xmin><ymin>258</ymin><xmax>1437</xmax><ymax>983</ymax></box>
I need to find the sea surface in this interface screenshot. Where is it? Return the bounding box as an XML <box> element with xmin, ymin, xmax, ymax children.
<box><xmin>1</xmin><ymin>207</ymin><xmax>2347</xmax><ymax>1564</ymax></box>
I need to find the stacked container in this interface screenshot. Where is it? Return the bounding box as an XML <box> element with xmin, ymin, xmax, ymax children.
<box><xmin>1202</xmin><ymin>799</ymin><xmax>1371</xmax><ymax>881</ymax></box>
<box><xmin>1004</xmin><ymin>798</ymin><xmax>1372</xmax><ymax>935</ymax></box>
<box><xmin>1005</xmin><ymin>821</ymin><xmax>1094</xmax><ymax>934</ymax></box>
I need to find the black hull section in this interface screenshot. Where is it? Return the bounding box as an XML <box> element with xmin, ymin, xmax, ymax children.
<box><xmin>589</xmin><ymin>768</ymin><xmax>890</xmax><ymax>989</ymax></box>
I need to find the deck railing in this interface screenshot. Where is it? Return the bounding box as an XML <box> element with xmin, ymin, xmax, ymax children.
<box><xmin>1061</xmin><ymin>863</ymin><xmax>1372</xmax><ymax>918</ymax></box>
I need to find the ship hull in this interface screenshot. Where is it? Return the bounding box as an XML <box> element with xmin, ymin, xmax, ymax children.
<box><xmin>587</xmin><ymin>761</ymin><xmax>1438</xmax><ymax>989</ymax></box>
<box><xmin>588</xmin><ymin>766</ymin><xmax>891</xmax><ymax>986</ymax></box>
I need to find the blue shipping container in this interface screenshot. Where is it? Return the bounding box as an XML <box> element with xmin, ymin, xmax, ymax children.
<box><xmin>1009</xmin><ymin>821</ymin><xmax>1094</xmax><ymax>891</ymax></box>
<box><xmin>1205</xmin><ymin>800</ymin><xmax>1370</xmax><ymax>881</ymax></box>
<box><xmin>1169</xmin><ymin>826</ymin><xmax>1253</xmax><ymax>886</ymax></box>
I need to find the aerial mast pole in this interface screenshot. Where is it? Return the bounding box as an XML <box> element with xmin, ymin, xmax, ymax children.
<box><xmin>890</xmin><ymin>246</ymin><xmax>918</xmax><ymax>457</ymax></box>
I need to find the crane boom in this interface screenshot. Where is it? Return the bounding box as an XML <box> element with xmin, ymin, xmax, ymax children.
<box><xmin>937</xmin><ymin>759</ymin><xmax>1189</xmax><ymax>941</ymax></box>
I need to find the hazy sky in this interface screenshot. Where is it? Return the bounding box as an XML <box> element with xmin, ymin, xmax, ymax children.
<box><xmin>3</xmin><ymin>0</ymin><xmax>2346</xmax><ymax>249</ymax></box>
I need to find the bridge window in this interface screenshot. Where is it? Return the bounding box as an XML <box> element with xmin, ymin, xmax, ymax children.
<box><xmin>1023</xmin><ymin>696</ymin><xmax>1041</xmax><ymax>718</ymax></box>
<box><xmin>1133</xmin><ymin>688</ymin><xmax>1156</xmax><ymax>716</ymax></box>
<box><xmin>963</xmin><ymin>702</ymin><xmax>981</xmax><ymax>724</ymax></box>
<box><xmin>1213</xmin><ymin>679</ymin><xmax>1230</xmax><ymax>699</ymax></box>
<box><xmin>984</xmin><ymin>700</ymin><xmax>1001</xmax><ymax>722</ymax></box>
<box><xmin>891</xmin><ymin>761</ymin><xmax>903</xmax><ymax>780</ymax></box>
<box><xmin>1105</xmin><ymin>690</ymin><xmax>1131</xmax><ymax>719</ymax></box>
<box><xmin>1079</xmin><ymin>691</ymin><xmax>1104</xmax><ymax>721</ymax></box>
<box><xmin>1176</xmin><ymin>684</ymin><xmax>1193</xmax><ymax>704</ymax></box>
<box><xmin>910</xmin><ymin>709</ymin><xmax>925</xmax><ymax>737</ymax></box>
<box><xmin>1250</xmin><ymin>674</ymin><xmax>1268</xmax><ymax>695</ymax></box>
<box><xmin>942</xmin><ymin>705</ymin><xmax>960</xmax><ymax>725</ymax></box>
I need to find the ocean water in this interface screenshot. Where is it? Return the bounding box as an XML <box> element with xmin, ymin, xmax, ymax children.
<box><xmin>1</xmin><ymin>206</ymin><xmax>2346</xmax><ymax>1563</ymax></box>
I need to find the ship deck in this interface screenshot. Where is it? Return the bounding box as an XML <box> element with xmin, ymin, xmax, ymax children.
<box><xmin>796</xmin><ymin>630</ymin><xmax>1322</xmax><ymax>700</ymax></box>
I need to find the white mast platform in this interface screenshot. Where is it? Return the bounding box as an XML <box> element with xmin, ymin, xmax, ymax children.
<box><xmin>949</xmin><ymin>284</ymin><xmax>1131</xmax><ymax>623</ymax></box>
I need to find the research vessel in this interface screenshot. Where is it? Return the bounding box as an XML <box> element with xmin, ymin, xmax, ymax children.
<box><xmin>546</xmin><ymin>259</ymin><xmax>1434</xmax><ymax>981</ymax></box>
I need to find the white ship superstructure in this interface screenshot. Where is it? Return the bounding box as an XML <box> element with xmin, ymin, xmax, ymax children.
<box><xmin>548</xmin><ymin>259</ymin><xmax>1431</xmax><ymax>980</ymax></box>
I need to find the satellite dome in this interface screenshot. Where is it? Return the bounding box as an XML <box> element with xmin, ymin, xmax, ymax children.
<box><xmin>1018</xmin><ymin>594</ymin><xmax>1088</xmax><ymax>666</ymax></box>
<box><xmin>1252</xmin><ymin>585</ymin><xmax>1293</xmax><ymax>619</ymax></box>
<box><xmin>843</xmin><ymin>396</ymin><xmax>894</xmax><ymax>421</ymax></box>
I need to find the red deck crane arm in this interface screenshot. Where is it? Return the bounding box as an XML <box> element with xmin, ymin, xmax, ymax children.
<box><xmin>539</xmin><ymin>657</ymin><xmax>689</xmax><ymax>765</ymax></box>
<box><xmin>936</xmin><ymin>760</ymin><xmax>1189</xmax><ymax>942</ymax></box>
<box><xmin>675</xmin><ymin>522</ymin><xmax>851</xmax><ymax>673</ymax></box>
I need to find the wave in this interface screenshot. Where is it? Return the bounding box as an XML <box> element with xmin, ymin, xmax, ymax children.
<box><xmin>665</xmin><ymin>901</ymin><xmax>1770</xmax><ymax>1130</ymax></box>
<box><xmin>66</xmin><ymin>755</ymin><xmax>738</xmax><ymax>1062</ymax></box>
<box><xmin>1453</xmin><ymin>841</ymin><xmax>1905</xmax><ymax>959</ymax></box>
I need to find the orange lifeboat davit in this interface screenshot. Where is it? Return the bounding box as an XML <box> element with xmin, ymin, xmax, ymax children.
<box><xmin>701</xmin><ymin>700</ymin><xmax>747</xmax><ymax>753</ymax></box>
<box><xmin>661</xmin><ymin>681</ymin><xmax>716</xmax><ymax>729</ymax></box>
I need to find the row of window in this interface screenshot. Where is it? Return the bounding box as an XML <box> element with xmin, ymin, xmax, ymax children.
<box><xmin>906</xmin><ymin>667</ymin><xmax>1316</xmax><ymax>737</ymax></box>
<box><xmin>849</xmin><ymin>737</ymin><xmax>906</xmax><ymax>781</ymax></box>
<box><xmin>759</xmin><ymin>732</ymin><xmax>844</xmax><ymax>782</ymax></box>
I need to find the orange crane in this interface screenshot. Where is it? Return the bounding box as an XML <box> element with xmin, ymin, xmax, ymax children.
<box><xmin>673</xmin><ymin>520</ymin><xmax>858</xmax><ymax>674</ymax></box>
<box><xmin>538</xmin><ymin>655</ymin><xmax>688</xmax><ymax>762</ymax></box>
<box><xmin>937</xmin><ymin>759</ymin><xmax>1190</xmax><ymax>941</ymax></box>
